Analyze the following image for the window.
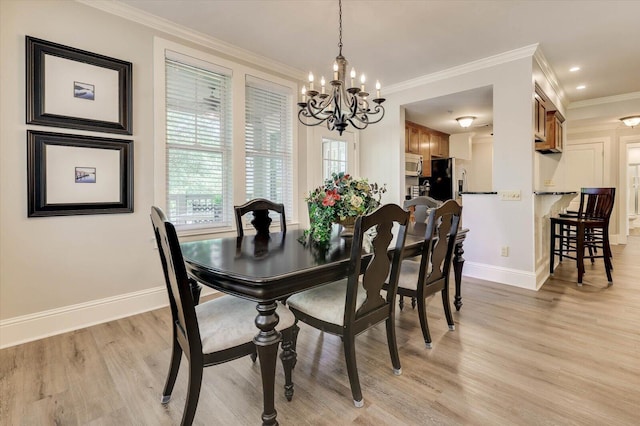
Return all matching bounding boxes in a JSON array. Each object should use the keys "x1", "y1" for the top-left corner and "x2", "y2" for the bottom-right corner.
[
  {"x1": 164, "y1": 53, "x2": 233, "y2": 227},
  {"x1": 322, "y1": 137, "x2": 348, "y2": 180},
  {"x1": 245, "y1": 76, "x2": 293, "y2": 220},
  {"x1": 156, "y1": 39, "x2": 298, "y2": 233}
]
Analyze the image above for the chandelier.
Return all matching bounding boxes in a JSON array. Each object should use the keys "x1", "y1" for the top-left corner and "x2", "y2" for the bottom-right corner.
[{"x1": 297, "y1": 0, "x2": 385, "y2": 135}]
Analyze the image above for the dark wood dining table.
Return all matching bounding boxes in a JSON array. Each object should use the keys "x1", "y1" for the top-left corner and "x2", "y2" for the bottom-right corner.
[{"x1": 180, "y1": 224, "x2": 468, "y2": 425}]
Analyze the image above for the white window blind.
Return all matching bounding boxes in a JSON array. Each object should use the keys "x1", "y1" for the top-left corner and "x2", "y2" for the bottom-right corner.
[
  {"x1": 244, "y1": 76, "x2": 293, "y2": 221},
  {"x1": 165, "y1": 55, "x2": 233, "y2": 227}
]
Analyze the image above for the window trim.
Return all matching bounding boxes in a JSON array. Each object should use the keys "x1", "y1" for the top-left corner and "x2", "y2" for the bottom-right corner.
[{"x1": 153, "y1": 37, "x2": 299, "y2": 236}]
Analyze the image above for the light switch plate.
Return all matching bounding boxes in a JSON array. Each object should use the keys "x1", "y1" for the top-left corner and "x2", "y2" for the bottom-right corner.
[{"x1": 499, "y1": 190, "x2": 521, "y2": 201}]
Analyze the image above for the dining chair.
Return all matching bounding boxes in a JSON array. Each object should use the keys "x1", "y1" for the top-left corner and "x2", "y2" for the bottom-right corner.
[
  {"x1": 399, "y1": 195, "x2": 444, "y2": 310},
  {"x1": 286, "y1": 203, "x2": 410, "y2": 408},
  {"x1": 550, "y1": 188, "x2": 615, "y2": 285},
  {"x1": 403, "y1": 195, "x2": 442, "y2": 224},
  {"x1": 391, "y1": 199, "x2": 461, "y2": 348},
  {"x1": 235, "y1": 198, "x2": 286, "y2": 237},
  {"x1": 150, "y1": 206, "x2": 297, "y2": 425}
]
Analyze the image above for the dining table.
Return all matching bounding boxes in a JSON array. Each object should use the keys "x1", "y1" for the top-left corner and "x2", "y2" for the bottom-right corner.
[{"x1": 180, "y1": 223, "x2": 468, "y2": 425}]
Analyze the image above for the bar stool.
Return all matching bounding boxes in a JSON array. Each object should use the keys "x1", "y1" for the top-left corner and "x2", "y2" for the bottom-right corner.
[{"x1": 549, "y1": 188, "x2": 615, "y2": 285}]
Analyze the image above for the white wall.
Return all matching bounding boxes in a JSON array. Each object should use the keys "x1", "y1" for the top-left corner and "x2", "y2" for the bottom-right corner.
[
  {"x1": 0, "y1": 0, "x2": 304, "y2": 347},
  {"x1": 361, "y1": 52, "x2": 539, "y2": 289},
  {"x1": 1, "y1": 0, "x2": 162, "y2": 327},
  {"x1": 468, "y1": 138, "x2": 493, "y2": 192}
]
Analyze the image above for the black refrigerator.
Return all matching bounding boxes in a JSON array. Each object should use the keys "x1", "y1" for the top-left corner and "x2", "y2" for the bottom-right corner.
[{"x1": 428, "y1": 157, "x2": 455, "y2": 201}]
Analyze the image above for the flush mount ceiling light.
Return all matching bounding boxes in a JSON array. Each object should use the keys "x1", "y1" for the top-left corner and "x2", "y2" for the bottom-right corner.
[
  {"x1": 297, "y1": 0, "x2": 385, "y2": 135},
  {"x1": 456, "y1": 116, "x2": 476, "y2": 128},
  {"x1": 620, "y1": 115, "x2": 640, "y2": 128}
]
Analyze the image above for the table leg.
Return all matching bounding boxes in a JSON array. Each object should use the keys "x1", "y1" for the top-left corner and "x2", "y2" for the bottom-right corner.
[
  {"x1": 453, "y1": 240, "x2": 465, "y2": 311},
  {"x1": 254, "y1": 301, "x2": 281, "y2": 426}
]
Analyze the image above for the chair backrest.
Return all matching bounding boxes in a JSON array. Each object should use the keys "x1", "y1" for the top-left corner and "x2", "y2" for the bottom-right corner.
[
  {"x1": 577, "y1": 188, "x2": 616, "y2": 221},
  {"x1": 150, "y1": 206, "x2": 202, "y2": 354},
  {"x1": 417, "y1": 199, "x2": 462, "y2": 286},
  {"x1": 344, "y1": 204, "x2": 410, "y2": 325},
  {"x1": 403, "y1": 196, "x2": 443, "y2": 223},
  {"x1": 234, "y1": 198, "x2": 286, "y2": 237}
]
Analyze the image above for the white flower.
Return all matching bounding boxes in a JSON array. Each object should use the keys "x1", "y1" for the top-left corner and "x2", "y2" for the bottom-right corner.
[{"x1": 350, "y1": 195, "x2": 363, "y2": 208}]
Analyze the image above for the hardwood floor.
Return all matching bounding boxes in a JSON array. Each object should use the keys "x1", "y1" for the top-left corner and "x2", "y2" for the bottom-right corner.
[{"x1": 2, "y1": 237, "x2": 639, "y2": 425}]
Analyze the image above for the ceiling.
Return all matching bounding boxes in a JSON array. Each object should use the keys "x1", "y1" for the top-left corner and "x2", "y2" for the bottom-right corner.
[{"x1": 117, "y1": 0, "x2": 640, "y2": 134}]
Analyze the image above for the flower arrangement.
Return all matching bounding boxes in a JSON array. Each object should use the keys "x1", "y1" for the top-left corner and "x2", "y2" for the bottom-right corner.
[{"x1": 304, "y1": 172, "x2": 386, "y2": 245}]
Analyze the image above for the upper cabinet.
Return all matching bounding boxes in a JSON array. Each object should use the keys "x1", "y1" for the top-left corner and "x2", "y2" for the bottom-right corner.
[
  {"x1": 534, "y1": 84, "x2": 564, "y2": 154},
  {"x1": 534, "y1": 88, "x2": 547, "y2": 142},
  {"x1": 405, "y1": 121, "x2": 449, "y2": 177},
  {"x1": 406, "y1": 125, "x2": 420, "y2": 154},
  {"x1": 431, "y1": 133, "x2": 449, "y2": 158}
]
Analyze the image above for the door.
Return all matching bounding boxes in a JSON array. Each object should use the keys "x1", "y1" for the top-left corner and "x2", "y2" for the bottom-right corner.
[
  {"x1": 309, "y1": 127, "x2": 357, "y2": 188},
  {"x1": 563, "y1": 141, "x2": 604, "y2": 211}
]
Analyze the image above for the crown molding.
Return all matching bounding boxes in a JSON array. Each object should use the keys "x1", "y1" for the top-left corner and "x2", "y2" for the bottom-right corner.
[
  {"x1": 385, "y1": 44, "x2": 539, "y2": 94},
  {"x1": 76, "y1": 0, "x2": 306, "y2": 81},
  {"x1": 533, "y1": 47, "x2": 567, "y2": 106},
  {"x1": 568, "y1": 91, "x2": 640, "y2": 109}
]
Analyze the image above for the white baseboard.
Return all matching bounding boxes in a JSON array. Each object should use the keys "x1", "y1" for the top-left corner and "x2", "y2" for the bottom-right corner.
[
  {"x1": 463, "y1": 261, "x2": 538, "y2": 291},
  {"x1": 0, "y1": 286, "x2": 216, "y2": 349},
  {"x1": 0, "y1": 286, "x2": 167, "y2": 349}
]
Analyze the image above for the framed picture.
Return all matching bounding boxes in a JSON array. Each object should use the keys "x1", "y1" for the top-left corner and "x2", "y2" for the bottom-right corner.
[
  {"x1": 27, "y1": 130, "x2": 134, "y2": 217},
  {"x1": 26, "y1": 36, "x2": 133, "y2": 134}
]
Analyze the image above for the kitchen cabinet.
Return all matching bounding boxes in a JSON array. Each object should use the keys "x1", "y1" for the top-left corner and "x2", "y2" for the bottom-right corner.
[
  {"x1": 533, "y1": 85, "x2": 547, "y2": 142},
  {"x1": 533, "y1": 83, "x2": 564, "y2": 154},
  {"x1": 419, "y1": 129, "x2": 431, "y2": 176},
  {"x1": 431, "y1": 133, "x2": 449, "y2": 158},
  {"x1": 406, "y1": 124, "x2": 420, "y2": 154},
  {"x1": 405, "y1": 120, "x2": 450, "y2": 177},
  {"x1": 537, "y1": 110, "x2": 564, "y2": 153}
]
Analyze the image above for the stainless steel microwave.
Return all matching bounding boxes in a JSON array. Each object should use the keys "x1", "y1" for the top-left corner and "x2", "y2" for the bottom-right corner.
[{"x1": 405, "y1": 153, "x2": 423, "y2": 176}]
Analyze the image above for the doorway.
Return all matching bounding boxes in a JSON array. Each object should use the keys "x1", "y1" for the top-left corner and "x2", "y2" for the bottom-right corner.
[
  {"x1": 618, "y1": 137, "x2": 640, "y2": 242},
  {"x1": 562, "y1": 139, "x2": 605, "y2": 211},
  {"x1": 626, "y1": 143, "x2": 640, "y2": 236}
]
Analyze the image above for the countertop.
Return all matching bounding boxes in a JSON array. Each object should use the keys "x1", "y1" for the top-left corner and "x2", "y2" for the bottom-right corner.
[
  {"x1": 459, "y1": 191, "x2": 498, "y2": 195},
  {"x1": 533, "y1": 191, "x2": 577, "y2": 195}
]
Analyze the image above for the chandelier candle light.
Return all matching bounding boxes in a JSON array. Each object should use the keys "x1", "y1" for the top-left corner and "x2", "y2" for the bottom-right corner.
[{"x1": 297, "y1": 0, "x2": 385, "y2": 135}]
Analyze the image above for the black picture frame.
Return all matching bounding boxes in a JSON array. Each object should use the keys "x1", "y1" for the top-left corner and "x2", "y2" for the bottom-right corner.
[
  {"x1": 26, "y1": 36, "x2": 133, "y2": 134},
  {"x1": 27, "y1": 130, "x2": 134, "y2": 217}
]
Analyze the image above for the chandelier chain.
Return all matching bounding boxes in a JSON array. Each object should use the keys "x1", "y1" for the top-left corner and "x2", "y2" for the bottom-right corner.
[{"x1": 338, "y1": 0, "x2": 343, "y2": 55}]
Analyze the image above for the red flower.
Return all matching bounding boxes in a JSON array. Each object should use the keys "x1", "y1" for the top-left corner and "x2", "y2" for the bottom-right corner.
[{"x1": 322, "y1": 189, "x2": 341, "y2": 206}]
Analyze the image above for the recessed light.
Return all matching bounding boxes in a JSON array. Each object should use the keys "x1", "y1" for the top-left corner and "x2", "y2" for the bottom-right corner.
[
  {"x1": 569, "y1": 66, "x2": 581, "y2": 72},
  {"x1": 576, "y1": 85, "x2": 586, "y2": 90}
]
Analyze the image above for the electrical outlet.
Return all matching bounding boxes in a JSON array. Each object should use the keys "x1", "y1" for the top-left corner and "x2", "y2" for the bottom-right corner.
[
  {"x1": 499, "y1": 190, "x2": 521, "y2": 201},
  {"x1": 544, "y1": 179, "x2": 555, "y2": 186},
  {"x1": 501, "y1": 246, "x2": 509, "y2": 257}
]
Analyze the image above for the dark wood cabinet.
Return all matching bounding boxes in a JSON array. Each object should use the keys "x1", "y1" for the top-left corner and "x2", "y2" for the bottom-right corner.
[
  {"x1": 534, "y1": 84, "x2": 564, "y2": 154},
  {"x1": 419, "y1": 129, "x2": 431, "y2": 176},
  {"x1": 431, "y1": 133, "x2": 449, "y2": 158},
  {"x1": 405, "y1": 121, "x2": 449, "y2": 177},
  {"x1": 537, "y1": 110, "x2": 564, "y2": 153},
  {"x1": 534, "y1": 89, "x2": 547, "y2": 142},
  {"x1": 407, "y1": 125, "x2": 420, "y2": 154}
]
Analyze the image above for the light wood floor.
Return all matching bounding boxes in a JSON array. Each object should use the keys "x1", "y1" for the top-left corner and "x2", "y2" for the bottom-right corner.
[{"x1": 2, "y1": 238, "x2": 639, "y2": 425}]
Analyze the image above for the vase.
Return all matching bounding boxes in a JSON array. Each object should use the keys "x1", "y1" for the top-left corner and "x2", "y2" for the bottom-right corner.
[{"x1": 336, "y1": 217, "x2": 356, "y2": 238}]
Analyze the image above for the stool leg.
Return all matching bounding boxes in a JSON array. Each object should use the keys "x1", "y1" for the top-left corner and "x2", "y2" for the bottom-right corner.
[
  {"x1": 550, "y1": 220, "x2": 555, "y2": 275},
  {"x1": 577, "y1": 223, "x2": 585, "y2": 285}
]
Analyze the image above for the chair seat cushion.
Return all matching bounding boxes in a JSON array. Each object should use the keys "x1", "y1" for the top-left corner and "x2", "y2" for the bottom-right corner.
[
  {"x1": 286, "y1": 279, "x2": 366, "y2": 326},
  {"x1": 396, "y1": 259, "x2": 422, "y2": 291},
  {"x1": 196, "y1": 295, "x2": 295, "y2": 354}
]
